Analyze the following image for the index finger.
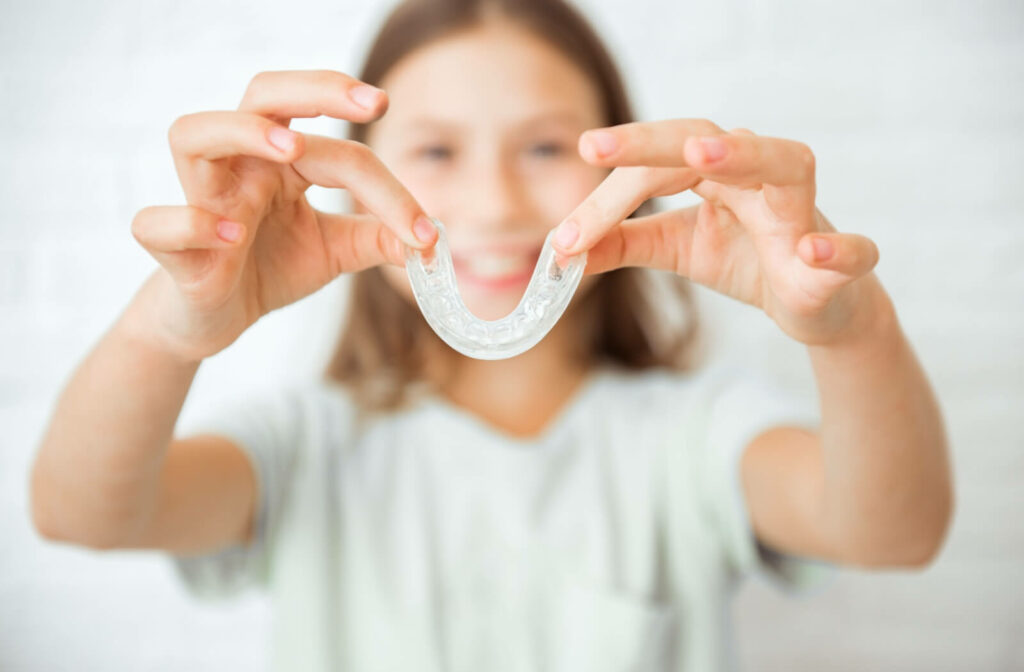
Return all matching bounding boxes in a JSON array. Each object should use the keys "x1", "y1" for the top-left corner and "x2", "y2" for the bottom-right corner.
[
  {"x1": 238, "y1": 69, "x2": 389, "y2": 125},
  {"x1": 581, "y1": 120, "x2": 815, "y2": 189},
  {"x1": 294, "y1": 134, "x2": 437, "y2": 250},
  {"x1": 578, "y1": 118, "x2": 724, "y2": 167},
  {"x1": 551, "y1": 165, "x2": 700, "y2": 257}
]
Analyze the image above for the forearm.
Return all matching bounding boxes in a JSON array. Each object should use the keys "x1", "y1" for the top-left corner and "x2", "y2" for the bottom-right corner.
[
  {"x1": 810, "y1": 275, "x2": 953, "y2": 566},
  {"x1": 31, "y1": 272, "x2": 201, "y2": 549}
]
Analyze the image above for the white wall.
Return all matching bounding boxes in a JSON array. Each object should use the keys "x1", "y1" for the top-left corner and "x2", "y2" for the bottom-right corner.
[{"x1": 1, "y1": 0, "x2": 1021, "y2": 670}]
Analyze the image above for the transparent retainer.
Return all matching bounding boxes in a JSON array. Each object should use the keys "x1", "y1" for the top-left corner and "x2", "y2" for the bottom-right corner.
[{"x1": 404, "y1": 218, "x2": 587, "y2": 360}]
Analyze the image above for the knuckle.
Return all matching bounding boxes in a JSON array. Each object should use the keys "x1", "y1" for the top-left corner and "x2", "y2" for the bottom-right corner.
[
  {"x1": 248, "y1": 70, "x2": 274, "y2": 92},
  {"x1": 797, "y1": 143, "x2": 816, "y2": 177},
  {"x1": 243, "y1": 70, "x2": 279, "y2": 106},
  {"x1": 130, "y1": 207, "x2": 154, "y2": 243},
  {"x1": 630, "y1": 123, "x2": 651, "y2": 148},
  {"x1": 346, "y1": 139, "x2": 374, "y2": 160},
  {"x1": 637, "y1": 164, "x2": 662, "y2": 182},
  {"x1": 625, "y1": 165, "x2": 660, "y2": 191},
  {"x1": 167, "y1": 114, "x2": 191, "y2": 148},
  {"x1": 694, "y1": 118, "x2": 722, "y2": 135},
  {"x1": 612, "y1": 227, "x2": 633, "y2": 269},
  {"x1": 184, "y1": 206, "x2": 208, "y2": 238},
  {"x1": 647, "y1": 166, "x2": 684, "y2": 196},
  {"x1": 579, "y1": 194, "x2": 611, "y2": 226},
  {"x1": 310, "y1": 69, "x2": 334, "y2": 85},
  {"x1": 311, "y1": 69, "x2": 351, "y2": 91},
  {"x1": 375, "y1": 225, "x2": 388, "y2": 260},
  {"x1": 339, "y1": 140, "x2": 378, "y2": 170},
  {"x1": 167, "y1": 112, "x2": 207, "y2": 150},
  {"x1": 865, "y1": 239, "x2": 881, "y2": 268},
  {"x1": 378, "y1": 226, "x2": 400, "y2": 265},
  {"x1": 699, "y1": 181, "x2": 727, "y2": 206}
]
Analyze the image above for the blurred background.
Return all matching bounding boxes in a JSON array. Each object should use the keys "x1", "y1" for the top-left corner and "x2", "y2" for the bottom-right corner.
[{"x1": 1, "y1": 0, "x2": 1021, "y2": 669}]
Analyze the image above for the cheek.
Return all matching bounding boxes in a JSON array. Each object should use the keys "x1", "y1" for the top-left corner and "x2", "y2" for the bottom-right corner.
[
  {"x1": 372, "y1": 150, "x2": 451, "y2": 216},
  {"x1": 534, "y1": 165, "x2": 607, "y2": 220},
  {"x1": 392, "y1": 172, "x2": 457, "y2": 223}
]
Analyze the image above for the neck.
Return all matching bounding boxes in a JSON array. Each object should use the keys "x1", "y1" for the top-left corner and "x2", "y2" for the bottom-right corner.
[{"x1": 424, "y1": 301, "x2": 598, "y2": 438}]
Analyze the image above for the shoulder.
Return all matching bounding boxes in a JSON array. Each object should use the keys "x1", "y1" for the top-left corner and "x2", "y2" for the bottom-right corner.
[{"x1": 192, "y1": 378, "x2": 363, "y2": 450}]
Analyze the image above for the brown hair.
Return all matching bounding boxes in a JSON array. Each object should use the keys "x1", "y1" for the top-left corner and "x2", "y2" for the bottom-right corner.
[{"x1": 323, "y1": 0, "x2": 700, "y2": 411}]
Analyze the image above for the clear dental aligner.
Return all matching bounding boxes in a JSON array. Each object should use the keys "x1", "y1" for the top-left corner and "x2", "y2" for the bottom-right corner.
[{"x1": 404, "y1": 218, "x2": 588, "y2": 361}]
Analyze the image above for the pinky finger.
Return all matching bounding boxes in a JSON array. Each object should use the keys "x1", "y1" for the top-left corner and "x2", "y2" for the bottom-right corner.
[{"x1": 797, "y1": 231, "x2": 879, "y2": 278}]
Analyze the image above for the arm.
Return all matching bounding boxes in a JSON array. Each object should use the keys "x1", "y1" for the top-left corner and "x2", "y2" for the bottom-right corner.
[
  {"x1": 32, "y1": 69, "x2": 430, "y2": 555},
  {"x1": 30, "y1": 273, "x2": 257, "y2": 553},
  {"x1": 741, "y1": 276, "x2": 954, "y2": 568},
  {"x1": 547, "y1": 120, "x2": 955, "y2": 570}
]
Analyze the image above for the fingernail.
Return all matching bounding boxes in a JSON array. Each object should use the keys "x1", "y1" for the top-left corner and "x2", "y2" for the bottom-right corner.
[
  {"x1": 217, "y1": 219, "x2": 243, "y2": 243},
  {"x1": 268, "y1": 126, "x2": 296, "y2": 153},
  {"x1": 349, "y1": 84, "x2": 384, "y2": 110},
  {"x1": 554, "y1": 220, "x2": 580, "y2": 249},
  {"x1": 413, "y1": 216, "x2": 436, "y2": 245},
  {"x1": 698, "y1": 137, "x2": 727, "y2": 162},
  {"x1": 586, "y1": 130, "x2": 618, "y2": 158},
  {"x1": 812, "y1": 236, "x2": 834, "y2": 261}
]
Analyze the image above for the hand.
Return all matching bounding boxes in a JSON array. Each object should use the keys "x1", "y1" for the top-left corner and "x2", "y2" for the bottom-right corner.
[
  {"x1": 550, "y1": 120, "x2": 882, "y2": 346},
  {"x1": 128, "y1": 70, "x2": 438, "y2": 362}
]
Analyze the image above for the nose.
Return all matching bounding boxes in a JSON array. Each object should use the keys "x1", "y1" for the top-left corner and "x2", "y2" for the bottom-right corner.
[{"x1": 459, "y1": 154, "x2": 531, "y2": 235}]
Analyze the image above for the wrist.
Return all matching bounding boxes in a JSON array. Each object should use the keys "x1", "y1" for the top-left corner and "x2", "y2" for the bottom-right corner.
[
  {"x1": 809, "y1": 275, "x2": 900, "y2": 355},
  {"x1": 117, "y1": 273, "x2": 206, "y2": 367}
]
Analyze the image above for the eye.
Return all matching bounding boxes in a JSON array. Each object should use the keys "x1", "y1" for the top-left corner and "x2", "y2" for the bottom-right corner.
[
  {"x1": 528, "y1": 142, "x2": 565, "y2": 158},
  {"x1": 418, "y1": 145, "x2": 453, "y2": 161}
]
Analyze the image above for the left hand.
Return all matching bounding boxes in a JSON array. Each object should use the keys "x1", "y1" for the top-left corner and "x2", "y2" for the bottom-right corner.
[{"x1": 550, "y1": 119, "x2": 883, "y2": 346}]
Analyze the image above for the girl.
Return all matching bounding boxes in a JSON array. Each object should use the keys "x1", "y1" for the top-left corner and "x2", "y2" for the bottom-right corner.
[{"x1": 30, "y1": 0, "x2": 953, "y2": 670}]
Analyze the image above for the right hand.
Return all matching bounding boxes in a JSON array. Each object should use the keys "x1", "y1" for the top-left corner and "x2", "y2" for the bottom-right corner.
[{"x1": 128, "y1": 69, "x2": 437, "y2": 363}]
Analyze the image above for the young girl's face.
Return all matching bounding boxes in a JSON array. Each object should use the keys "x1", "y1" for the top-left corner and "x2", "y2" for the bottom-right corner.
[{"x1": 368, "y1": 19, "x2": 609, "y2": 320}]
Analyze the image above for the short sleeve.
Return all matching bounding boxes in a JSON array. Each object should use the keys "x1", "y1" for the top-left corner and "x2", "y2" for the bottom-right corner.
[
  {"x1": 693, "y1": 364, "x2": 836, "y2": 593},
  {"x1": 166, "y1": 385, "x2": 305, "y2": 601}
]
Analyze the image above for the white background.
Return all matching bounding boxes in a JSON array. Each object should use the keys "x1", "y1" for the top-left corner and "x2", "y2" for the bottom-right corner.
[{"x1": 1, "y1": 0, "x2": 1021, "y2": 669}]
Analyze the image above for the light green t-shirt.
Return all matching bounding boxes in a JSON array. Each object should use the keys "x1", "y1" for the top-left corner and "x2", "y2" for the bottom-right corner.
[{"x1": 170, "y1": 364, "x2": 832, "y2": 671}]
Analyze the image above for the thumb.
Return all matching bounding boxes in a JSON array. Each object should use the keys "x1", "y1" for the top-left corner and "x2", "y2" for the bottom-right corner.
[
  {"x1": 316, "y1": 211, "x2": 408, "y2": 274},
  {"x1": 797, "y1": 231, "x2": 879, "y2": 285}
]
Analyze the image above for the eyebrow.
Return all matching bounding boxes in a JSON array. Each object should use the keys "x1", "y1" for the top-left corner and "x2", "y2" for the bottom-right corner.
[{"x1": 399, "y1": 110, "x2": 592, "y2": 134}]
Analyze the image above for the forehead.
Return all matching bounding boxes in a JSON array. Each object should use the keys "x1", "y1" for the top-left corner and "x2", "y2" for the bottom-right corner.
[{"x1": 373, "y1": 20, "x2": 605, "y2": 133}]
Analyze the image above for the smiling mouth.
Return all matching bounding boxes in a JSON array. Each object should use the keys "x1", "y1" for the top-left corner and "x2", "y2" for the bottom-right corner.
[{"x1": 451, "y1": 247, "x2": 542, "y2": 290}]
